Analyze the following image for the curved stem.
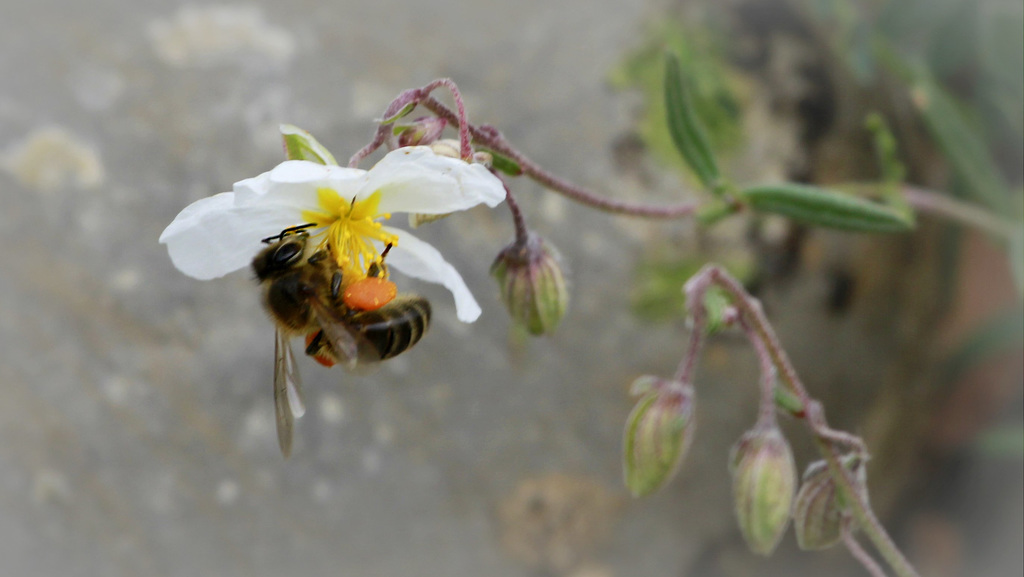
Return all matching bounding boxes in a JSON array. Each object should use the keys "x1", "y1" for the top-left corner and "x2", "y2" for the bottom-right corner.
[
  {"x1": 348, "y1": 78, "x2": 473, "y2": 167},
  {"x1": 419, "y1": 96, "x2": 702, "y2": 219},
  {"x1": 673, "y1": 298, "x2": 707, "y2": 384},
  {"x1": 739, "y1": 315, "x2": 780, "y2": 427},
  {"x1": 684, "y1": 265, "x2": 921, "y2": 577},
  {"x1": 496, "y1": 171, "x2": 530, "y2": 247}
]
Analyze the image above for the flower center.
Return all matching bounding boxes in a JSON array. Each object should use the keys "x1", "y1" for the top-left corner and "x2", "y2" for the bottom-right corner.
[{"x1": 302, "y1": 188, "x2": 398, "y2": 281}]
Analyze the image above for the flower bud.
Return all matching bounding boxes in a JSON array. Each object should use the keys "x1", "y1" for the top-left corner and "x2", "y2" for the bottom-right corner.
[
  {"x1": 491, "y1": 234, "x2": 569, "y2": 335},
  {"x1": 793, "y1": 454, "x2": 867, "y2": 550},
  {"x1": 427, "y1": 138, "x2": 462, "y2": 159},
  {"x1": 729, "y1": 425, "x2": 797, "y2": 555},
  {"x1": 394, "y1": 116, "x2": 447, "y2": 147},
  {"x1": 622, "y1": 377, "x2": 696, "y2": 497}
]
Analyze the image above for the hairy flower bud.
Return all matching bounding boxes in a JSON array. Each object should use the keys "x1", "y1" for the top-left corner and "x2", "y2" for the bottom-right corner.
[
  {"x1": 395, "y1": 116, "x2": 447, "y2": 147},
  {"x1": 622, "y1": 376, "x2": 696, "y2": 497},
  {"x1": 729, "y1": 425, "x2": 797, "y2": 555},
  {"x1": 793, "y1": 454, "x2": 867, "y2": 550},
  {"x1": 491, "y1": 234, "x2": 569, "y2": 335}
]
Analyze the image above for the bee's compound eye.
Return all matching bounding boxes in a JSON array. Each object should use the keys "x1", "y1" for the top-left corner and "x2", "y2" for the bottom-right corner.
[
  {"x1": 343, "y1": 277, "x2": 398, "y2": 311},
  {"x1": 272, "y1": 241, "x2": 304, "y2": 266}
]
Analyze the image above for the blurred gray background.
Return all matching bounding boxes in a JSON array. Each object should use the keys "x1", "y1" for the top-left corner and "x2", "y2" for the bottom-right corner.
[{"x1": 1, "y1": 1, "x2": 1020, "y2": 576}]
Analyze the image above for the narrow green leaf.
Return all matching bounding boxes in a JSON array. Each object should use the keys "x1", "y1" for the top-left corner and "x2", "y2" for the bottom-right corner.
[
  {"x1": 379, "y1": 101, "x2": 416, "y2": 125},
  {"x1": 280, "y1": 124, "x2": 337, "y2": 165},
  {"x1": 773, "y1": 387, "x2": 805, "y2": 417},
  {"x1": 912, "y1": 79, "x2": 1011, "y2": 212},
  {"x1": 702, "y1": 288, "x2": 730, "y2": 335},
  {"x1": 474, "y1": 147, "x2": 523, "y2": 176},
  {"x1": 664, "y1": 53, "x2": 721, "y2": 191},
  {"x1": 743, "y1": 184, "x2": 914, "y2": 233}
]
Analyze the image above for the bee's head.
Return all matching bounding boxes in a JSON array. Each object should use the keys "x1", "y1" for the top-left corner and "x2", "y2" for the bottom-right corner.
[{"x1": 252, "y1": 234, "x2": 308, "y2": 281}]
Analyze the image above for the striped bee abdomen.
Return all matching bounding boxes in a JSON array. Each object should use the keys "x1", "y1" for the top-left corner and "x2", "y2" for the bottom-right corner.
[{"x1": 351, "y1": 296, "x2": 432, "y2": 360}]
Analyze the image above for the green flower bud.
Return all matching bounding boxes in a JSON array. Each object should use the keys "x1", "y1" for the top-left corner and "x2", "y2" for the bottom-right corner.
[
  {"x1": 622, "y1": 377, "x2": 696, "y2": 497},
  {"x1": 792, "y1": 454, "x2": 867, "y2": 551},
  {"x1": 491, "y1": 235, "x2": 569, "y2": 335},
  {"x1": 394, "y1": 116, "x2": 447, "y2": 147},
  {"x1": 729, "y1": 425, "x2": 798, "y2": 555}
]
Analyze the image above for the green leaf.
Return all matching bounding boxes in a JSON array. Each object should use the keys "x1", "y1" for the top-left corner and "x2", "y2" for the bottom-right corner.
[
  {"x1": 773, "y1": 387, "x2": 805, "y2": 417},
  {"x1": 664, "y1": 53, "x2": 721, "y2": 191},
  {"x1": 474, "y1": 147, "x2": 523, "y2": 176},
  {"x1": 279, "y1": 124, "x2": 337, "y2": 165},
  {"x1": 865, "y1": 113, "x2": 906, "y2": 187},
  {"x1": 912, "y1": 79, "x2": 1011, "y2": 212},
  {"x1": 742, "y1": 183, "x2": 914, "y2": 233},
  {"x1": 702, "y1": 287, "x2": 731, "y2": 335},
  {"x1": 379, "y1": 101, "x2": 416, "y2": 125}
]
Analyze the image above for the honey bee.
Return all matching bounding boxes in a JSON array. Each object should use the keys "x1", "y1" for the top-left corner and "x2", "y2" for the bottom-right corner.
[{"x1": 252, "y1": 224, "x2": 432, "y2": 457}]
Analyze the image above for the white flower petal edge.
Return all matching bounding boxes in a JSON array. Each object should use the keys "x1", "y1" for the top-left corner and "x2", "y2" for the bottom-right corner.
[
  {"x1": 235, "y1": 161, "x2": 364, "y2": 205},
  {"x1": 365, "y1": 147, "x2": 506, "y2": 215},
  {"x1": 159, "y1": 193, "x2": 306, "y2": 280},
  {"x1": 382, "y1": 226, "x2": 482, "y2": 323}
]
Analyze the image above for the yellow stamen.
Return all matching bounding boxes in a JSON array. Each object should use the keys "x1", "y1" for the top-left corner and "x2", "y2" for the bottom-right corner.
[{"x1": 302, "y1": 188, "x2": 398, "y2": 280}]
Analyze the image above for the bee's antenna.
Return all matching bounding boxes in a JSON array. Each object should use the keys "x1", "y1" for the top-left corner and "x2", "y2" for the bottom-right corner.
[{"x1": 261, "y1": 223, "x2": 317, "y2": 244}]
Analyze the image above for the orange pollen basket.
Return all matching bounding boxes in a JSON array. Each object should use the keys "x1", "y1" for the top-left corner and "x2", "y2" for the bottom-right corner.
[
  {"x1": 305, "y1": 331, "x2": 337, "y2": 368},
  {"x1": 343, "y1": 277, "x2": 398, "y2": 311}
]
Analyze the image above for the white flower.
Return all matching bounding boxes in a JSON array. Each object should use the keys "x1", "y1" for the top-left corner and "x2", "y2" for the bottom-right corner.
[{"x1": 159, "y1": 146, "x2": 506, "y2": 322}]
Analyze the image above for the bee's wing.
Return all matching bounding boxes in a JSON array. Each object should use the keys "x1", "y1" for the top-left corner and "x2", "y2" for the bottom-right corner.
[
  {"x1": 308, "y1": 297, "x2": 379, "y2": 370},
  {"x1": 274, "y1": 330, "x2": 306, "y2": 458}
]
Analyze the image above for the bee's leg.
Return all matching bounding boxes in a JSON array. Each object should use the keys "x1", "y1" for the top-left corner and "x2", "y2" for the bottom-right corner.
[
  {"x1": 303, "y1": 330, "x2": 319, "y2": 356},
  {"x1": 367, "y1": 243, "x2": 394, "y2": 279},
  {"x1": 330, "y1": 271, "x2": 343, "y2": 299}
]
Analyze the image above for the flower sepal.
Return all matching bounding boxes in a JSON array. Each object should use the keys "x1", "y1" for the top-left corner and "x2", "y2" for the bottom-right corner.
[{"x1": 280, "y1": 124, "x2": 337, "y2": 165}]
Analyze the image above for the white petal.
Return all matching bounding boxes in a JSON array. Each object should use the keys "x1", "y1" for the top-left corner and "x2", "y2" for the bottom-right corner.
[
  {"x1": 362, "y1": 147, "x2": 506, "y2": 215},
  {"x1": 235, "y1": 160, "x2": 365, "y2": 206},
  {"x1": 159, "y1": 192, "x2": 309, "y2": 279},
  {"x1": 382, "y1": 226, "x2": 483, "y2": 322},
  {"x1": 160, "y1": 160, "x2": 371, "y2": 280}
]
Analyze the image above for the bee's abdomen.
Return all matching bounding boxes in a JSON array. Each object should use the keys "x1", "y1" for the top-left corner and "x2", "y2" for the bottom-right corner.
[{"x1": 353, "y1": 297, "x2": 431, "y2": 360}]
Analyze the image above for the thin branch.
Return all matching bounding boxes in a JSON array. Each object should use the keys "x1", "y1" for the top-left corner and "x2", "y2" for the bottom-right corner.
[
  {"x1": 419, "y1": 96, "x2": 702, "y2": 219},
  {"x1": 739, "y1": 315, "x2": 780, "y2": 427},
  {"x1": 903, "y1": 185, "x2": 1019, "y2": 240},
  {"x1": 843, "y1": 517, "x2": 889, "y2": 577},
  {"x1": 495, "y1": 170, "x2": 530, "y2": 247},
  {"x1": 673, "y1": 302, "x2": 707, "y2": 384}
]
